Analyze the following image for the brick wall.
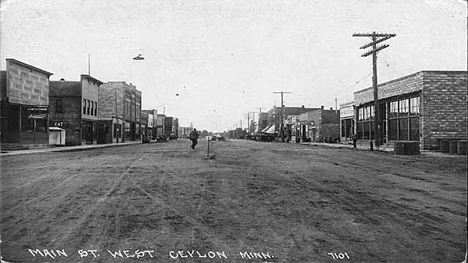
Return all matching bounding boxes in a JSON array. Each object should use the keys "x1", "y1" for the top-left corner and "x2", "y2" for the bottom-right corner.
[
  {"x1": 421, "y1": 71, "x2": 467, "y2": 149},
  {"x1": 99, "y1": 82, "x2": 125, "y2": 120},
  {"x1": 322, "y1": 109, "x2": 340, "y2": 124},
  {"x1": 354, "y1": 72, "x2": 424, "y2": 106},
  {"x1": 6, "y1": 60, "x2": 51, "y2": 106}
]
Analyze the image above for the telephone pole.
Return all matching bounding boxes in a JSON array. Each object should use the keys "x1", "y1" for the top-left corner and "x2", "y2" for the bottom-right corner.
[
  {"x1": 273, "y1": 91, "x2": 291, "y2": 142},
  {"x1": 352, "y1": 32, "x2": 396, "y2": 149}
]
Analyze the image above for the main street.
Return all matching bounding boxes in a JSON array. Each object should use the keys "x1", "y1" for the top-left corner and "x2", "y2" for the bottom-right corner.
[{"x1": 1, "y1": 139, "x2": 466, "y2": 263}]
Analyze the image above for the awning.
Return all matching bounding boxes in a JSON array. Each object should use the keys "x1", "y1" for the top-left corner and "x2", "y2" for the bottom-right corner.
[
  {"x1": 260, "y1": 125, "x2": 272, "y2": 133},
  {"x1": 265, "y1": 125, "x2": 276, "y2": 134}
]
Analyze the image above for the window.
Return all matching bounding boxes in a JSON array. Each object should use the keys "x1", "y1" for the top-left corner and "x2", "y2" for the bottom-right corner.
[
  {"x1": 90, "y1": 100, "x2": 94, "y2": 116},
  {"x1": 86, "y1": 100, "x2": 90, "y2": 115},
  {"x1": 94, "y1": 102, "x2": 97, "y2": 116},
  {"x1": 399, "y1": 99, "x2": 409, "y2": 116},
  {"x1": 389, "y1": 101, "x2": 398, "y2": 118},
  {"x1": 83, "y1": 99, "x2": 86, "y2": 114},
  {"x1": 56, "y1": 99, "x2": 63, "y2": 113},
  {"x1": 410, "y1": 97, "x2": 420, "y2": 115}
]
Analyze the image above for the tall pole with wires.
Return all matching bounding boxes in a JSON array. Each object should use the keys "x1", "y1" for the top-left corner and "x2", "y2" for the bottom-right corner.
[
  {"x1": 273, "y1": 91, "x2": 291, "y2": 142},
  {"x1": 352, "y1": 32, "x2": 396, "y2": 149}
]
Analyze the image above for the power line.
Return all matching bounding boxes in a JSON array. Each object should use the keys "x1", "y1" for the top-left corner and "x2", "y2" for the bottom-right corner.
[{"x1": 353, "y1": 31, "x2": 396, "y2": 148}]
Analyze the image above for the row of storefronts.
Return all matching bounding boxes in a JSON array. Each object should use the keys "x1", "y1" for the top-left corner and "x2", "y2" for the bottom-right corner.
[
  {"x1": 255, "y1": 70, "x2": 465, "y2": 151},
  {"x1": 0, "y1": 58, "x2": 180, "y2": 147}
]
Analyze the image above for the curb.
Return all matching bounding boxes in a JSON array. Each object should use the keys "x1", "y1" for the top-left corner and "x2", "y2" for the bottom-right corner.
[{"x1": 0, "y1": 141, "x2": 143, "y2": 156}]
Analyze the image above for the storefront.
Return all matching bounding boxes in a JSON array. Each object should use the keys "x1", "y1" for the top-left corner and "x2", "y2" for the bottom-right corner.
[
  {"x1": 340, "y1": 101, "x2": 355, "y2": 142},
  {"x1": 354, "y1": 71, "x2": 466, "y2": 149}
]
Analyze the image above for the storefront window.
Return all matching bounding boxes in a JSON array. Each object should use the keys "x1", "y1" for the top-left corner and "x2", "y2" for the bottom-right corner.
[
  {"x1": 410, "y1": 117, "x2": 419, "y2": 140},
  {"x1": 389, "y1": 101, "x2": 398, "y2": 118},
  {"x1": 398, "y1": 118, "x2": 409, "y2": 140},
  {"x1": 388, "y1": 119, "x2": 398, "y2": 140}
]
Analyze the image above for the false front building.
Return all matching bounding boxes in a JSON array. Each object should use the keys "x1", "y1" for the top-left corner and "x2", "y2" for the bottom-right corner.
[
  {"x1": 0, "y1": 59, "x2": 53, "y2": 147},
  {"x1": 49, "y1": 75, "x2": 103, "y2": 145}
]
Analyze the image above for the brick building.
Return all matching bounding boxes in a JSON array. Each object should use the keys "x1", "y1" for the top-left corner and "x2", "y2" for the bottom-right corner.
[
  {"x1": 0, "y1": 59, "x2": 53, "y2": 146},
  {"x1": 353, "y1": 71, "x2": 467, "y2": 150},
  {"x1": 292, "y1": 106, "x2": 340, "y2": 143},
  {"x1": 98, "y1": 82, "x2": 141, "y2": 143},
  {"x1": 49, "y1": 75, "x2": 103, "y2": 145}
]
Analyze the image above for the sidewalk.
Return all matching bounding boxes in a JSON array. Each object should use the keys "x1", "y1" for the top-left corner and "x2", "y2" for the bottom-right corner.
[
  {"x1": 0, "y1": 141, "x2": 143, "y2": 156},
  {"x1": 300, "y1": 141, "x2": 466, "y2": 157},
  {"x1": 301, "y1": 141, "x2": 394, "y2": 152}
]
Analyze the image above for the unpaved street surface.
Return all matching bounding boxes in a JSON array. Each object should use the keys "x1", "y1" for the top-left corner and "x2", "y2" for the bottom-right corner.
[{"x1": 1, "y1": 139, "x2": 466, "y2": 263}]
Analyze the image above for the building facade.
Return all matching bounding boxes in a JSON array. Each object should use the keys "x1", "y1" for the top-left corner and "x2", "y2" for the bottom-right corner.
[
  {"x1": 98, "y1": 82, "x2": 141, "y2": 143},
  {"x1": 353, "y1": 71, "x2": 467, "y2": 150},
  {"x1": 156, "y1": 114, "x2": 165, "y2": 137},
  {"x1": 142, "y1": 109, "x2": 157, "y2": 140},
  {"x1": 1, "y1": 59, "x2": 53, "y2": 146},
  {"x1": 339, "y1": 101, "x2": 355, "y2": 142},
  {"x1": 164, "y1": 116, "x2": 173, "y2": 137},
  {"x1": 49, "y1": 75, "x2": 102, "y2": 145},
  {"x1": 293, "y1": 106, "x2": 340, "y2": 143}
]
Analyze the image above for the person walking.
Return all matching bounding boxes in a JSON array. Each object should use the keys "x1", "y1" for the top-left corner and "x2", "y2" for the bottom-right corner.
[{"x1": 189, "y1": 128, "x2": 199, "y2": 149}]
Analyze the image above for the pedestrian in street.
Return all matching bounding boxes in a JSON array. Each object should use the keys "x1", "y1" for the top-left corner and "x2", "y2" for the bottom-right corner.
[
  {"x1": 189, "y1": 128, "x2": 199, "y2": 149},
  {"x1": 352, "y1": 134, "x2": 358, "y2": 149}
]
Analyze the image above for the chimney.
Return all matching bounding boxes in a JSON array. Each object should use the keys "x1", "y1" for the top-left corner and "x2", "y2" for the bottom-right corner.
[
  {"x1": 321, "y1": 106, "x2": 324, "y2": 110},
  {"x1": 330, "y1": 107, "x2": 333, "y2": 110},
  {"x1": 302, "y1": 105, "x2": 304, "y2": 108}
]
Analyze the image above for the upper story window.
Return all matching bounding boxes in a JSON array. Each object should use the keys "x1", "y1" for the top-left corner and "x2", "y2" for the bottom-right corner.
[
  {"x1": 83, "y1": 99, "x2": 86, "y2": 114},
  {"x1": 94, "y1": 101, "x2": 98, "y2": 116},
  {"x1": 56, "y1": 99, "x2": 63, "y2": 113},
  {"x1": 86, "y1": 100, "x2": 90, "y2": 115}
]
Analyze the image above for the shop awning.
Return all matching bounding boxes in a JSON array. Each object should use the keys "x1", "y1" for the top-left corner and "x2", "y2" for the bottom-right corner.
[
  {"x1": 265, "y1": 125, "x2": 276, "y2": 134},
  {"x1": 260, "y1": 125, "x2": 272, "y2": 133}
]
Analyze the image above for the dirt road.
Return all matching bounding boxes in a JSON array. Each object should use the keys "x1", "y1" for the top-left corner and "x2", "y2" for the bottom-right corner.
[{"x1": 1, "y1": 139, "x2": 466, "y2": 262}]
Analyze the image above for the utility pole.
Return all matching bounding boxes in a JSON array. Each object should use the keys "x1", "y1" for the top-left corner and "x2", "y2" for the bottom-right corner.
[
  {"x1": 352, "y1": 32, "x2": 396, "y2": 149},
  {"x1": 273, "y1": 91, "x2": 291, "y2": 142}
]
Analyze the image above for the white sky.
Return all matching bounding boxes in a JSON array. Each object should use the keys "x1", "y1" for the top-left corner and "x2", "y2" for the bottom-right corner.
[{"x1": 1, "y1": 0, "x2": 466, "y2": 132}]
